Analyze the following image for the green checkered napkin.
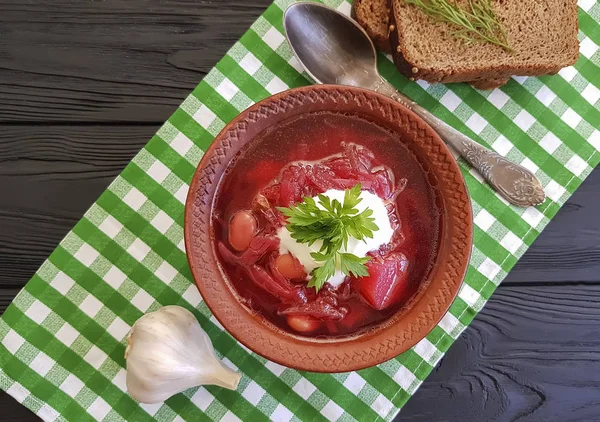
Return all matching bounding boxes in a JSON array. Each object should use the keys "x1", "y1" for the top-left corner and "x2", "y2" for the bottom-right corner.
[{"x1": 1, "y1": 0, "x2": 599, "y2": 420}]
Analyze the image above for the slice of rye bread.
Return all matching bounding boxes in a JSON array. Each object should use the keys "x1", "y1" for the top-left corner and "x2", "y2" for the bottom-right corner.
[
  {"x1": 353, "y1": 0, "x2": 392, "y2": 54},
  {"x1": 389, "y1": 0, "x2": 580, "y2": 86},
  {"x1": 353, "y1": 0, "x2": 512, "y2": 89}
]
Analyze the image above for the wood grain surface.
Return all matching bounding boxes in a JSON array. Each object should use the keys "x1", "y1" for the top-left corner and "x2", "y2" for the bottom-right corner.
[{"x1": 1, "y1": 0, "x2": 599, "y2": 421}]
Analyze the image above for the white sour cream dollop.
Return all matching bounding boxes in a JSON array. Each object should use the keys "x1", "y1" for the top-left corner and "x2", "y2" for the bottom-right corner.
[{"x1": 277, "y1": 189, "x2": 393, "y2": 288}]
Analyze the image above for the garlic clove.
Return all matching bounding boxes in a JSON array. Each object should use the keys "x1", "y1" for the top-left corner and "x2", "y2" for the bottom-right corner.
[{"x1": 125, "y1": 305, "x2": 241, "y2": 404}]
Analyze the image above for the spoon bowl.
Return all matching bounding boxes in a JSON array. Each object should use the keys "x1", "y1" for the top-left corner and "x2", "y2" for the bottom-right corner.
[{"x1": 284, "y1": 2, "x2": 379, "y2": 87}]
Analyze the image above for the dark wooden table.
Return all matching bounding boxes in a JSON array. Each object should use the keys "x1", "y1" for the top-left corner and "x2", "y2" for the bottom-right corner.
[{"x1": 1, "y1": 1, "x2": 599, "y2": 420}]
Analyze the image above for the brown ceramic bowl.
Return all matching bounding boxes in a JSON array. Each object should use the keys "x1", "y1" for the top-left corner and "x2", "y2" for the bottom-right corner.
[{"x1": 184, "y1": 85, "x2": 472, "y2": 372}]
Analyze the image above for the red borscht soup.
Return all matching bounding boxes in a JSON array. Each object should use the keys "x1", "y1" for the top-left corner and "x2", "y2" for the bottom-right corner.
[{"x1": 214, "y1": 112, "x2": 440, "y2": 337}]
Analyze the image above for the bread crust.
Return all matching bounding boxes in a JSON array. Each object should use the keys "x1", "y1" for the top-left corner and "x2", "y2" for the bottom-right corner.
[{"x1": 353, "y1": 0, "x2": 392, "y2": 54}]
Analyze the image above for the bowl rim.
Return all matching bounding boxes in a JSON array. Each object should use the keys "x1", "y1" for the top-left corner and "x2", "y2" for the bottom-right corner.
[{"x1": 184, "y1": 84, "x2": 473, "y2": 372}]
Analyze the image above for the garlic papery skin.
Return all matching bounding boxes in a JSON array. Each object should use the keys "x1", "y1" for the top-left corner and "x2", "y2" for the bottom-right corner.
[{"x1": 125, "y1": 305, "x2": 241, "y2": 404}]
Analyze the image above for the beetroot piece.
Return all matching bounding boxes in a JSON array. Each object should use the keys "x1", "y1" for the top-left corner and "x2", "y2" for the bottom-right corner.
[{"x1": 356, "y1": 252, "x2": 410, "y2": 310}]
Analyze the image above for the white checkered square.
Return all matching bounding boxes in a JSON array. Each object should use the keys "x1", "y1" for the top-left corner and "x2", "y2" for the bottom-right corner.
[
  {"x1": 478, "y1": 258, "x2": 501, "y2": 280},
  {"x1": 501, "y1": 232, "x2": 524, "y2": 255},
  {"x1": 265, "y1": 76, "x2": 288, "y2": 94},
  {"x1": 288, "y1": 55, "x2": 304, "y2": 73},
  {"x1": 487, "y1": 89, "x2": 509, "y2": 109},
  {"x1": 123, "y1": 187, "x2": 146, "y2": 211},
  {"x1": 50, "y1": 271, "x2": 75, "y2": 295},
  {"x1": 182, "y1": 284, "x2": 203, "y2": 307},
  {"x1": 373, "y1": 394, "x2": 394, "y2": 418},
  {"x1": 265, "y1": 360, "x2": 286, "y2": 376},
  {"x1": 342, "y1": 372, "x2": 366, "y2": 395},
  {"x1": 99, "y1": 215, "x2": 123, "y2": 239},
  {"x1": 127, "y1": 238, "x2": 151, "y2": 262},
  {"x1": 75, "y1": 243, "x2": 99, "y2": 266},
  {"x1": 492, "y1": 135, "x2": 513, "y2": 155},
  {"x1": 522, "y1": 207, "x2": 545, "y2": 227},
  {"x1": 103, "y1": 266, "x2": 127, "y2": 289},
  {"x1": 321, "y1": 401, "x2": 344, "y2": 422},
  {"x1": 56, "y1": 323, "x2": 79, "y2": 347},
  {"x1": 559, "y1": 66, "x2": 577, "y2": 82},
  {"x1": 239, "y1": 52, "x2": 262, "y2": 75},
  {"x1": 84, "y1": 345, "x2": 108, "y2": 370},
  {"x1": 520, "y1": 157, "x2": 539, "y2": 173},
  {"x1": 113, "y1": 368, "x2": 127, "y2": 392},
  {"x1": 147, "y1": 160, "x2": 170, "y2": 184},
  {"x1": 439, "y1": 312, "x2": 461, "y2": 336},
  {"x1": 581, "y1": 84, "x2": 600, "y2": 105},
  {"x1": 293, "y1": 378, "x2": 316, "y2": 400},
  {"x1": 263, "y1": 27, "x2": 285, "y2": 50},
  {"x1": 465, "y1": 112, "x2": 487, "y2": 135},
  {"x1": 223, "y1": 411, "x2": 241, "y2": 422},
  {"x1": 546, "y1": 180, "x2": 567, "y2": 202},
  {"x1": 216, "y1": 78, "x2": 239, "y2": 101},
  {"x1": 393, "y1": 365, "x2": 417, "y2": 391},
  {"x1": 191, "y1": 388, "x2": 214, "y2": 412},
  {"x1": 193, "y1": 105, "x2": 217, "y2": 130},
  {"x1": 170, "y1": 132, "x2": 194, "y2": 156},
  {"x1": 30, "y1": 352, "x2": 54, "y2": 376},
  {"x1": 580, "y1": 37, "x2": 599, "y2": 59},
  {"x1": 140, "y1": 403, "x2": 163, "y2": 417},
  {"x1": 514, "y1": 109, "x2": 536, "y2": 131},
  {"x1": 131, "y1": 289, "x2": 154, "y2": 312},
  {"x1": 38, "y1": 405, "x2": 59, "y2": 421},
  {"x1": 151, "y1": 211, "x2": 174, "y2": 235},
  {"x1": 6, "y1": 382, "x2": 28, "y2": 402},
  {"x1": 589, "y1": 130, "x2": 600, "y2": 151},
  {"x1": 579, "y1": 0, "x2": 596, "y2": 11},
  {"x1": 242, "y1": 381, "x2": 265, "y2": 406},
  {"x1": 175, "y1": 184, "x2": 189, "y2": 204},
  {"x1": 459, "y1": 283, "x2": 482, "y2": 307},
  {"x1": 27, "y1": 300, "x2": 51, "y2": 324},
  {"x1": 474, "y1": 209, "x2": 495, "y2": 231},
  {"x1": 565, "y1": 155, "x2": 588, "y2": 177},
  {"x1": 561, "y1": 108, "x2": 582, "y2": 129},
  {"x1": 336, "y1": 0, "x2": 351, "y2": 14},
  {"x1": 60, "y1": 374, "x2": 85, "y2": 398},
  {"x1": 88, "y1": 397, "x2": 111, "y2": 421},
  {"x1": 271, "y1": 404, "x2": 293, "y2": 422},
  {"x1": 535, "y1": 85, "x2": 556, "y2": 106},
  {"x1": 539, "y1": 132, "x2": 562, "y2": 154},
  {"x1": 80, "y1": 295, "x2": 103, "y2": 318},
  {"x1": 107, "y1": 317, "x2": 130, "y2": 341},
  {"x1": 413, "y1": 338, "x2": 438, "y2": 363},
  {"x1": 156, "y1": 261, "x2": 177, "y2": 284},
  {"x1": 439, "y1": 90, "x2": 461, "y2": 111}
]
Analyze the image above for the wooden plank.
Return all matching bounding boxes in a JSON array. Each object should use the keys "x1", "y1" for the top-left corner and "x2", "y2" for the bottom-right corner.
[
  {"x1": 0, "y1": 0, "x2": 271, "y2": 123},
  {"x1": 398, "y1": 285, "x2": 600, "y2": 421},
  {"x1": 0, "y1": 125, "x2": 155, "y2": 285},
  {"x1": 504, "y1": 167, "x2": 600, "y2": 284}
]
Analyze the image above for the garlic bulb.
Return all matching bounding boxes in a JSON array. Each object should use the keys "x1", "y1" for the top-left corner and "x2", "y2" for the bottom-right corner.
[{"x1": 125, "y1": 305, "x2": 241, "y2": 403}]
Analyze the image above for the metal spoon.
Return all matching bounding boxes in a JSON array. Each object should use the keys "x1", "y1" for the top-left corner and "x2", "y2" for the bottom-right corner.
[{"x1": 283, "y1": 2, "x2": 545, "y2": 207}]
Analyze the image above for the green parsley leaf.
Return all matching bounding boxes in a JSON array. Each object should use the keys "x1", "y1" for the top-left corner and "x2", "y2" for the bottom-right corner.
[{"x1": 278, "y1": 184, "x2": 379, "y2": 292}]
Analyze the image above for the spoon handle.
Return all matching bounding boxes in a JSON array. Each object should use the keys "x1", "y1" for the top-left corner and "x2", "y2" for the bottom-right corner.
[{"x1": 372, "y1": 78, "x2": 545, "y2": 207}]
